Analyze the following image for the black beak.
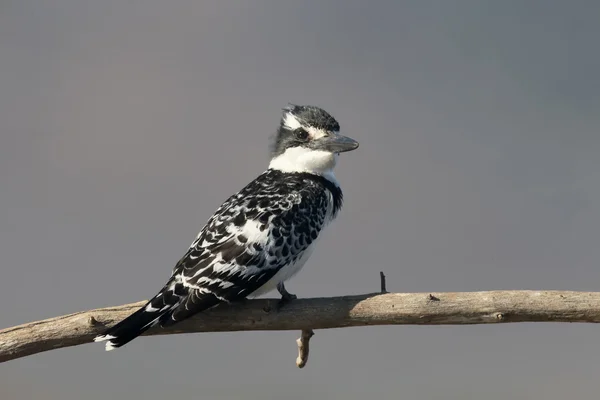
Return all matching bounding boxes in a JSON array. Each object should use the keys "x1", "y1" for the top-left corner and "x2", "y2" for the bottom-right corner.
[{"x1": 314, "y1": 134, "x2": 360, "y2": 153}]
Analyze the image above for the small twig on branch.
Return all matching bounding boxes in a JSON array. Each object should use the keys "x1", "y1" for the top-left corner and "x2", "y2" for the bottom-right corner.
[
  {"x1": 3, "y1": 290, "x2": 600, "y2": 364},
  {"x1": 380, "y1": 271, "x2": 387, "y2": 293},
  {"x1": 295, "y1": 329, "x2": 314, "y2": 368}
]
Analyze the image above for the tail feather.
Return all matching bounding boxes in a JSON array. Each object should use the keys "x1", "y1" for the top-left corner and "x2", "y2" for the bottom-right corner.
[
  {"x1": 94, "y1": 305, "x2": 168, "y2": 350},
  {"x1": 94, "y1": 281, "x2": 186, "y2": 351}
]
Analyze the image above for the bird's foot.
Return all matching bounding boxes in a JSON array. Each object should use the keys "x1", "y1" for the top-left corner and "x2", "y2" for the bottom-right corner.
[{"x1": 276, "y1": 282, "x2": 297, "y2": 310}]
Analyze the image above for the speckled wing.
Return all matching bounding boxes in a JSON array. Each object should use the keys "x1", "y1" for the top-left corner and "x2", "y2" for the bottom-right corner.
[{"x1": 159, "y1": 171, "x2": 334, "y2": 325}]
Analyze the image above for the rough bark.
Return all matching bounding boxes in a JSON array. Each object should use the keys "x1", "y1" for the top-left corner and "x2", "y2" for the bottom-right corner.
[{"x1": 2, "y1": 290, "x2": 600, "y2": 364}]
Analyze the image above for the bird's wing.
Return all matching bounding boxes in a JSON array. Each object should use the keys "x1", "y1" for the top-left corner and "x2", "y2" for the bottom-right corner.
[{"x1": 160, "y1": 184, "x2": 330, "y2": 325}]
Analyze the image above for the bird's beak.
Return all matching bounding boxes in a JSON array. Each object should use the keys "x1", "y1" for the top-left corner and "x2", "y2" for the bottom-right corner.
[{"x1": 314, "y1": 134, "x2": 360, "y2": 153}]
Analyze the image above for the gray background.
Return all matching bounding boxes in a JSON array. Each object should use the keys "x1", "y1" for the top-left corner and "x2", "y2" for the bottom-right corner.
[{"x1": 1, "y1": 1, "x2": 599, "y2": 399}]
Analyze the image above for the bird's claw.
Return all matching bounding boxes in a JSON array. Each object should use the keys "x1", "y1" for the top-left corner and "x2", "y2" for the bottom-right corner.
[{"x1": 276, "y1": 282, "x2": 297, "y2": 310}]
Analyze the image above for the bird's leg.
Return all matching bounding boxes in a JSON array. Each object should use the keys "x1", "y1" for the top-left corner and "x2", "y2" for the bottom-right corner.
[{"x1": 277, "y1": 282, "x2": 297, "y2": 309}]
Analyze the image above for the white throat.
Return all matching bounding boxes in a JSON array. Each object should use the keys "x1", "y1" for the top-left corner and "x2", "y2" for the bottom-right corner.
[{"x1": 269, "y1": 147, "x2": 339, "y2": 182}]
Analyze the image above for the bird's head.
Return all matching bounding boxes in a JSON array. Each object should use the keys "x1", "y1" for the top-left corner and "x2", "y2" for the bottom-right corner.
[{"x1": 269, "y1": 104, "x2": 359, "y2": 176}]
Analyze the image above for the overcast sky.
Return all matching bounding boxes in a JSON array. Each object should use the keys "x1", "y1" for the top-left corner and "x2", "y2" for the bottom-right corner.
[{"x1": 1, "y1": 1, "x2": 600, "y2": 399}]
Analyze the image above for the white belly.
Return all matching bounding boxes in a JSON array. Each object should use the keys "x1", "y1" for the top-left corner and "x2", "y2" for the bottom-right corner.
[{"x1": 249, "y1": 243, "x2": 317, "y2": 298}]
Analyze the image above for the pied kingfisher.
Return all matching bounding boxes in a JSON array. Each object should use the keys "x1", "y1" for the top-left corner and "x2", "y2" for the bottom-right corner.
[{"x1": 94, "y1": 104, "x2": 359, "y2": 350}]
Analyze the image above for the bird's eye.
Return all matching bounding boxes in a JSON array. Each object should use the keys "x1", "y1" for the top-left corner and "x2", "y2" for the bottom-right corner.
[{"x1": 295, "y1": 128, "x2": 309, "y2": 140}]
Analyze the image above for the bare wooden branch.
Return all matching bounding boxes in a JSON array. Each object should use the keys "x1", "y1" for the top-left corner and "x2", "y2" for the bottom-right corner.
[
  {"x1": 295, "y1": 329, "x2": 314, "y2": 368},
  {"x1": 2, "y1": 290, "x2": 600, "y2": 364}
]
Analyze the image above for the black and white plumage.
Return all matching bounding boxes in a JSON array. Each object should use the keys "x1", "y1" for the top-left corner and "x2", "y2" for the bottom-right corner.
[{"x1": 94, "y1": 104, "x2": 359, "y2": 350}]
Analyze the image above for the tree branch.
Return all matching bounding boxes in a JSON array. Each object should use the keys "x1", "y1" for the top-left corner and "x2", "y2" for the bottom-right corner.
[{"x1": 2, "y1": 290, "x2": 600, "y2": 364}]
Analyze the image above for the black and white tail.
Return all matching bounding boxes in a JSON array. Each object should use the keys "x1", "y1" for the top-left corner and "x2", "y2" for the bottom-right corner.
[{"x1": 94, "y1": 278, "x2": 187, "y2": 351}]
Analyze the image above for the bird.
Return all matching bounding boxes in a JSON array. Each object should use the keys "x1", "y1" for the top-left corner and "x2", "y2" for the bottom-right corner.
[{"x1": 94, "y1": 104, "x2": 359, "y2": 351}]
